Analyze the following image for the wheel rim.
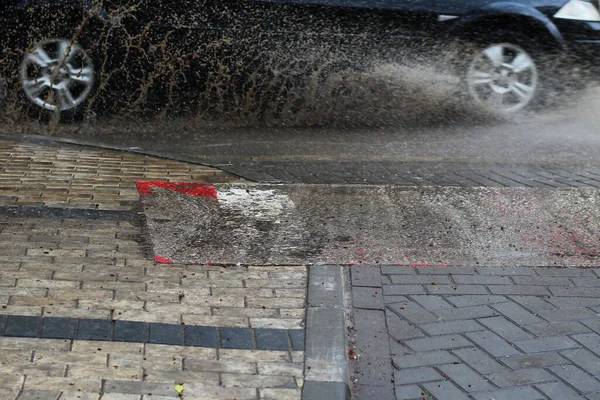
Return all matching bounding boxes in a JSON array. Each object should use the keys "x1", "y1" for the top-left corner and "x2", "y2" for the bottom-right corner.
[
  {"x1": 20, "y1": 39, "x2": 94, "y2": 112},
  {"x1": 467, "y1": 43, "x2": 538, "y2": 113}
]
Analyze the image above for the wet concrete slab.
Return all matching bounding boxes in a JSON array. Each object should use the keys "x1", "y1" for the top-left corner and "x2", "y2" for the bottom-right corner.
[{"x1": 140, "y1": 183, "x2": 600, "y2": 266}]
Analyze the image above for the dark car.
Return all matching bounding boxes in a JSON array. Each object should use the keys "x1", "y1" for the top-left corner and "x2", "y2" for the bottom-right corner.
[{"x1": 1, "y1": 0, "x2": 599, "y2": 118}]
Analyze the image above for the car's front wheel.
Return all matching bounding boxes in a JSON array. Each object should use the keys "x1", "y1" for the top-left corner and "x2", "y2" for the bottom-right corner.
[{"x1": 19, "y1": 38, "x2": 96, "y2": 120}]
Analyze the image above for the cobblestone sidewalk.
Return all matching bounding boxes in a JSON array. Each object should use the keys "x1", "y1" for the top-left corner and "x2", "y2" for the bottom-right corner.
[
  {"x1": 0, "y1": 139, "x2": 305, "y2": 400},
  {"x1": 351, "y1": 265, "x2": 600, "y2": 400}
]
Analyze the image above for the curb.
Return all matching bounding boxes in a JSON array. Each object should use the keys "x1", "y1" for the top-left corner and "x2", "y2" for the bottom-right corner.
[{"x1": 302, "y1": 265, "x2": 351, "y2": 400}]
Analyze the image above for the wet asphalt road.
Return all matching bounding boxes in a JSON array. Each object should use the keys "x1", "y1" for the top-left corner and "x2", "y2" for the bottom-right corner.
[{"x1": 6, "y1": 85, "x2": 600, "y2": 186}]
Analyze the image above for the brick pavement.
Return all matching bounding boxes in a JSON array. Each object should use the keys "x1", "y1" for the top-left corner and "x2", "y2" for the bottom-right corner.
[
  {"x1": 0, "y1": 139, "x2": 305, "y2": 399},
  {"x1": 351, "y1": 265, "x2": 600, "y2": 400}
]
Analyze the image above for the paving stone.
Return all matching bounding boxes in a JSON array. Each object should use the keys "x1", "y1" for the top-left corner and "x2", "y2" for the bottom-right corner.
[
  {"x1": 561, "y1": 348, "x2": 600, "y2": 376},
  {"x1": 220, "y1": 327, "x2": 255, "y2": 350},
  {"x1": 475, "y1": 267, "x2": 537, "y2": 276},
  {"x1": 486, "y1": 368, "x2": 555, "y2": 387},
  {"x1": 535, "y1": 267, "x2": 595, "y2": 277},
  {"x1": 536, "y1": 381, "x2": 584, "y2": 400},
  {"x1": 427, "y1": 285, "x2": 488, "y2": 295},
  {"x1": 477, "y1": 316, "x2": 534, "y2": 341},
  {"x1": 422, "y1": 381, "x2": 470, "y2": 400},
  {"x1": 184, "y1": 325, "x2": 218, "y2": 348},
  {"x1": 451, "y1": 275, "x2": 512, "y2": 285},
  {"x1": 573, "y1": 277, "x2": 600, "y2": 287},
  {"x1": 526, "y1": 321, "x2": 592, "y2": 337},
  {"x1": 389, "y1": 275, "x2": 452, "y2": 285},
  {"x1": 414, "y1": 266, "x2": 476, "y2": 275},
  {"x1": 511, "y1": 276, "x2": 571, "y2": 286},
  {"x1": 351, "y1": 266, "x2": 384, "y2": 286},
  {"x1": 289, "y1": 330, "x2": 304, "y2": 351},
  {"x1": 549, "y1": 364, "x2": 600, "y2": 393},
  {"x1": 75, "y1": 319, "x2": 113, "y2": 341},
  {"x1": 410, "y1": 295, "x2": 453, "y2": 311},
  {"x1": 403, "y1": 335, "x2": 471, "y2": 352},
  {"x1": 538, "y1": 308, "x2": 599, "y2": 322},
  {"x1": 393, "y1": 384, "x2": 425, "y2": 400},
  {"x1": 393, "y1": 367, "x2": 442, "y2": 385},
  {"x1": 419, "y1": 319, "x2": 484, "y2": 336},
  {"x1": 113, "y1": 321, "x2": 148, "y2": 343},
  {"x1": 354, "y1": 308, "x2": 387, "y2": 332},
  {"x1": 452, "y1": 347, "x2": 509, "y2": 374},
  {"x1": 255, "y1": 328, "x2": 289, "y2": 351},
  {"x1": 40, "y1": 317, "x2": 77, "y2": 339},
  {"x1": 5, "y1": 316, "x2": 41, "y2": 338},
  {"x1": 465, "y1": 331, "x2": 522, "y2": 357},
  {"x1": 491, "y1": 301, "x2": 545, "y2": 325},
  {"x1": 148, "y1": 323, "x2": 183, "y2": 346},
  {"x1": 392, "y1": 351, "x2": 459, "y2": 369},
  {"x1": 445, "y1": 295, "x2": 509, "y2": 308},
  {"x1": 387, "y1": 304, "x2": 439, "y2": 325},
  {"x1": 383, "y1": 295, "x2": 410, "y2": 305},
  {"x1": 438, "y1": 363, "x2": 495, "y2": 392},
  {"x1": 382, "y1": 285, "x2": 425, "y2": 296},
  {"x1": 434, "y1": 305, "x2": 498, "y2": 321},
  {"x1": 550, "y1": 287, "x2": 600, "y2": 297},
  {"x1": 573, "y1": 333, "x2": 600, "y2": 356},
  {"x1": 386, "y1": 310, "x2": 424, "y2": 341},
  {"x1": 380, "y1": 266, "x2": 417, "y2": 275},
  {"x1": 471, "y1": 386, "x2": 547, "y2": 400},
  {"x1": 516, "y1": 336, "x2": 579, "y2": 353},
  {"x1": 489, "y1": 285, "x2": 551, "y2": 296},
  {"x1": 503, "y1": 353, "x2": 568, "y2": 370},
  {"x1": 352, "y1": 286, "x2": 384, "y2": 310},
  {"x1": 355, "y1": 327, "x2": 393, "y2": 386},
  {"x1": 509, "y1": 296, "x2": 556, "y2": 313},
  {"x1": 354, "y1": 384, "x2": 394, "y2": 400}
]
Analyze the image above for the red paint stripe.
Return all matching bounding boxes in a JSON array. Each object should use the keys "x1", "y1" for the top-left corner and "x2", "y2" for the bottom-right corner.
[
  {"x1": 136, "y1": 182, "x2": 218, "y2": 198},
  {"x1": 154, "y1": 255, "x2": 174, "y2": 264}
]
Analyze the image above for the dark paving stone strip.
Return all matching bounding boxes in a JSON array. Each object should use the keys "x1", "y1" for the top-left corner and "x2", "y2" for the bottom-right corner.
[
  {"x1": 0, "y1": 205, "x2": 142, "y2": 224},
  {"x1": 0, "y1": 315, "x2": 303, "y2": 351}
]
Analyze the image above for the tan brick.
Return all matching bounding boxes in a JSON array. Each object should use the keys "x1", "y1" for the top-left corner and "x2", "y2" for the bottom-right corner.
[
  {"x1": 53, "y1": 271, "x2": 117, "y2": 281},
  {"x1": 96, "y1": 394, "x2": 139, "y2": 400},
  {"x1": 267, "y1": 272, "x2": 307, "y2": 280},
  {"x1": 274, "y1": 289, "x2": 306, "y2": 298},
  {"x1": 78, "y1": 299, "x2": 144, "y2": 311},
  {"x1": 144, "y1": 344, "x2": 216, "y2": 360},
  {"x1": 115, "y1": 291, "x2": 179, "y2": 303},
  {"x1": 43, "y1": 307, "x2": 110, "y2": 320},
  {"x1": 0, "y1": 349, "x2": 33, "y2": 365},
  {"x1": 17, "y1": 279, "x2": 79, "y2": 289},
  {"x1": 246, "y1": 298, "x2": 305, "y2": 309},
  {"x1": 47, "y1": 289, "x2": 113, "y2": 301},
  {"x1": 260, "y1": 388, "x2": 302, "y2": 400},
  {"x1": 250, "y1": 319, "x2": 303, "y2": 330},
  {"x1": 245, "y1": 280, "x2": 306, "y2": 289},
  {"x1": 0, "y1": 288, "x2": 46, "y2": 297},
  {"x1": 21, "y1": 263, "x2": 83, "y2": 273},
  {"x1": 68, "y1": 365, "x2": 143, "y2": 380},
  {"x1": 145, "y1": 281, "x2": 184, "y2": 293},
  {"x1": 184, "y1": 385, "x2": 257, "y2": 400},
  {"x1": 71, "y1": 341, "x2": 144, "y2": 355},
  {"x1": 248, "y1": 266, "x2": 306, "y2": 272},
  {"x1": 59, "y1": 392, "x2": 102, "y2": 400},
  {"x1": 143, "y1": 370, "x2": 219, "y2": 384},
  {"x1": 112, "y1": 309, "x2": 179, "y2": 324},
  {"x1": 81, "y1": 282, "x2": 145, "y2": 291},
  {"x1": 23, "y1": 376, "x2": 101, "y2": 392},
  {"x1": 1, "y1": 362, "x2": 65, "y2": 377},
  {"x1": 218, "y1": 350, "x2": 290, "y2": 363},
  {"x1": 257, "y1": 362, "x2": 303, "y2": 377},
  {"x1": 145, "y1": 302, "x2": 210, "y2": 316},
  {"x1": 208, "y1": 270, "x2": 268, "y2": 279},
  {"x1": 221, "y1": 373, "x2": 295, "y2": 388},
  {"x1": 280, "y1": 309, "x2": 305, "y2": 318},
  {"x1": 181, "y1": 294, "x2": 244, "y2": 308},
  {"x1": 0, "y1": 305, "x2": 42, "y2": 316},
  {"x1": 181, "y1": 279, "x2": 243, "y2": 289},
  {"x1": 211, "y1": 308, "x2": 278, "y2": 318},
  {"x1": 34, "y1": 351, "x2": 106, "y2": 365},
  {"x1": 184, "y1": 359, "x2": 257, "y2": 374},
  {"x1": 9, "y1": 297, "x2": 76, "y2": 308},
  {"x1": 0, "y1": 338, "x2": 70, "y2": 352},
  {"x1": 109, "y1": 354, "x2": 182, "y2": 371},
  {"x1": 291, "y1": 352, "x2": 304, "y2": 363},
  {"x1": 0, "y1": 373, "x2": 24, "y2": 391},
  {"x1": 210, "y1": 288, "x2": 274, "y2": 297},
  {"x1": 26, "y1": 249, "x2": 86, "y2": 257},
  {"x1": 0, "y1": 271, "x2": 53, "y2": 280}
]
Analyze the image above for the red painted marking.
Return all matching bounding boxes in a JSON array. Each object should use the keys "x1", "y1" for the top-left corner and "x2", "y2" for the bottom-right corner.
[
  {"x1": 154, "y1": 256, "x2": 174, "y2": 264},
  {"x1": 136, "y1": 182, "x2": 218, "y2": 198}
]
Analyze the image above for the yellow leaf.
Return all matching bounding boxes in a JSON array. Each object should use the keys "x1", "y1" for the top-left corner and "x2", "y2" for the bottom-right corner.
[{"x1": 174, "y1": 385, "x2": 185, "y2": 394}]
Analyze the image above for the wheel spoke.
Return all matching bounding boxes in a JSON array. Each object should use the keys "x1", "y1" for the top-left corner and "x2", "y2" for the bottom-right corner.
[
  {"x1": 511, "y1": 53, "x2": 533, "y2": 73},
  {"x1": 512, "y1": 81, "x2": 534, "y2": 100},
  {"x1": 488, "y1": 91, "x2": 504, "y2": 108},
  {"x1": 57, "y1": 40, "x2": 74, "y2": 64},
  {"x1": 27, "y1": 47, "x2": 53, "y2": 68},
  {"x1": 482, "y1": 45, "x2": 504, "y2": 67},
  {"x1": 471, "y1": 71, "x2": 493, "y2": 86},
  {"x1": 23, "y1": 78, "x2": 50, "y2": 96},
  {"x1": 68, "y1": 66, "x2": 93, "y2": 84},
  {"x1": 59, "y1": 88, "x2": 76, "y2": 109}
]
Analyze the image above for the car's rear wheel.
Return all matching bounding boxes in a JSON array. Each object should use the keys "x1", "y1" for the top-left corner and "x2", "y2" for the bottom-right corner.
[{"x1": 19, "y1": 38, "x2": 96, "y2": 121}]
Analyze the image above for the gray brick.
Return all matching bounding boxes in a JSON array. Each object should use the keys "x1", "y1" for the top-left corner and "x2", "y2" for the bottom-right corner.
[
  {"x1": 386, "y1": 310, "x2": 425, "y2": 341},
  {"x1": 384, "y1": 295, "x2": 409, "y2": 304},
  {"x1": 76, "y1": 319, "x2": 112, "y2": 341},
  {"x1": 573, "y1": 277, "x2": 600, "y2": 287},
  {"x1": 381, "y1": 266, "x2": 417, "y2": 275},
  {"x1": 478, "y1": 316, "x2": 534, "y2": 341},
  {"x1": 389, "y1": 275, "x2": 452, "y2": 285},
  {"x1": 419, "y1": 320, "x2": 484, "y2": 336},
  {"x1": 503, "y1": 353, "x2": 568, "y2": 370},
  {"x1": 355, "y1": 384, "x2": 394, "y2": 400},
  {"x1": 40, "y1": 317, "x2": 77, "y2": 340},
  {"x1": 445, "y1": 295, "x2": 509, "y2": 308},
  {"x1": 472, "y1": 386, "x2": 547, "y2": 400},
  {"x1": 427, "y1": 285, "x2": 488, "y2": 295},
  {"x1": 355, "y1": 329, "x2": 393, "y2": 386},
  {"x1": 255, "y1": 329, "x2": 288, "y2": 351},
  {"x1": 149, "y1": 323, "x2": 183, "y2": 346},
  {"x1": 511, "y1": 276, "x2": 571, "y2": 286},
  {"x1": 422, "y1": 381, "x2": 470, "y2": 400},
  {"x1": 516, "y1": 336, "x2": 579, "y2": 353},
  {"x1": 354, "y1": 309, "x2": 386, "y2": 332},
  {"x1": 452, "y1": 275, "x2": 511, "y2": 285},
  {"x1": 490, "y1": 285, "x2": 551, "y2": 296},
  {"x1": 414, "y1": 266, "x2": 476, "y2": 275},
  {"x1": 434, "y1": 305, "x2": 498, "y2": 321},
  {"x1": 526, "y1": 322, "x2": 591, "y2": 337},
  {"x1": 582, "y1": 319, "x2": 600, "y2": 335},
  {"x1": 5, "y1": 316, "x2": 41, "y2": 338},
  {"x1": 410, "y1": 295, "x2": 453, "y2": 311},
  {"x1": 404, "y1": 335, "x2": 471, "y2": 352},
  {"x1": 550, "y1": 287, "x2": 600, "y2": 297},
  {"x1": 491, "y1": 302, "x2": 544, "y2": 325},
  {"x1": 453, "y1": 347, "x2": 508, "y2": 374},
  {"x1": 476, "y1": 267, "x2": 537, "y2": 276},
  {"x1": 465, "y1": 331, "x2": 522, "y2": 357},
  {"x1": 391, "y1": 351, "x2": 459, "y2": 369},
  {"x1": 509, "y1": 296, "x2": 556, "y2": 313},
  {"x1": 289, "y1": 329, "x2": 304, "y2": 351},
  {"x1": 383, "y1": 285, "x2": 425, "y2": 296},
  {"x1": 393, "y1": 385, "x2": 425, "y2": 400},
  {"x1": 587, "y1": 394, "x2": 600, "y2": 400},
  {"x1": 185, "y1": 325, "x2": 218, "y2": 348},
  {"x1": 351, "y1": 266, "x2": 383, "y2": 286},
  {"x1": 538, "y1": 308, "x2": 598, "y2": 322},
  {"x1": 549, "y1": 364, "x2": 600, "y2": 393},
  {"x1": 486, "y1": 368, "x2": 555, "y2": 387},
  {"x1": 561, "y1": 348, "x2": 600, "y2": 375},
  {"x1": 387, "y1": 304, "x2": 439, "y2": 325},
  {"x1": 113, "y1": 320, "x2": 147, "y2": 343},
  {"x1": 535, "y1": 267, "x2": 595, "y2": 277},
  {"x1": 220, "y1": 327, "x2": 254, "y2": 350},
  {"x1": 574, "y1": 333, "x2": 600, "y2": 356},
  {"x1": 393, "y1": 367, "x2": 442, "y2": 385},
  {"x1": 438, "y1": 364, "x2": 495, "y2": 392},
  {"x1": 536, "y1": 381, "x2": 584, "y2": 400},
  {"x1": 353, "y1": 286, "x2": 384, "y2": 310}
]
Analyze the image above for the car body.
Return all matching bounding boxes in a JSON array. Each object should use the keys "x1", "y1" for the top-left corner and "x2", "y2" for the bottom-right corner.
[{"x1": 0, "y1": 0, "x2": 599, "y2": 117}]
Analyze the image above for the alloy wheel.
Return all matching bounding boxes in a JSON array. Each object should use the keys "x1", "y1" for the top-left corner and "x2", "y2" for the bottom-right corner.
[
  {"x1": 467, "y1": 43, "x2": 538, "y2": 113},
  {"x1": 20, "y1": 38, "x2": 94, "y2": 112}
]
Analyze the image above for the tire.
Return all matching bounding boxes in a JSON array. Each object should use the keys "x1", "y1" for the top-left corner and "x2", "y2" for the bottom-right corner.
[{"x1": 458, "y1": 31, "x2": 554, "y2": 114}]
